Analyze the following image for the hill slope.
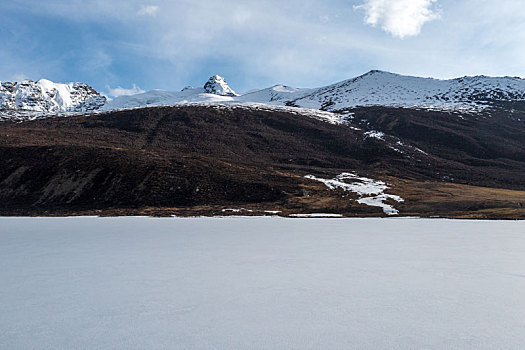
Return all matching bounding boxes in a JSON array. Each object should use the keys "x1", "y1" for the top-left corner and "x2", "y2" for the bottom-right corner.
[{"x1": 0, "y1": 105, "x2": 524, "y2": 218}]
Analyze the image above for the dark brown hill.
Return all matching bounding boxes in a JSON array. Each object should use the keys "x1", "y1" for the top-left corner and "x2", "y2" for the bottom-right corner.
[{"x1": 0, "y1": 105, "x2": 524, "y2": 217}]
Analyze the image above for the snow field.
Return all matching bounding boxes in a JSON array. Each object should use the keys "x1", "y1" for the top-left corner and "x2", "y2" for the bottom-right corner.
[{"x1": 1, "y1": 217, "x2": 524, "y2": 349}]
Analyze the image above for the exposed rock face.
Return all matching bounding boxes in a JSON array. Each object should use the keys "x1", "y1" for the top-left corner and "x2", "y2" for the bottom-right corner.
[
  {"x1": 203, "y1": 75, "x2": 239, "y2": 96},
  {"x1": 0, "y1": 79, "x2": 106, "y2": 113}
]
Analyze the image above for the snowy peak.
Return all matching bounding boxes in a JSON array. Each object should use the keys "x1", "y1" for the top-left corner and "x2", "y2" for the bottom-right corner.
[
  {"x1": 0, "y1": 79, "x2": 106, "y2": 113},
  {"x1": 203, "y1": 75, "x2": 238, "y2": 96},
  {"x1": 104, "y1": 75, "x2": 238, "y2": 111},
  {"x1": 289, "y1": 71, "x2": 525, "y2": 111}
]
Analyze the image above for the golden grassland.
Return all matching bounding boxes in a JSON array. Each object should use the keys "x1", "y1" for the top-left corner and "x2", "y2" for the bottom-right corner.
[{"x1": 45, "y1": 176, "x2": 525, "y2": 220}]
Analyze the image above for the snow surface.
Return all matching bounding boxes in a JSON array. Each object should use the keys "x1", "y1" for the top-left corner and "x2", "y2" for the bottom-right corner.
[
  {"x1": 1, "y1": 217, "x2": 525, "y2": 349},
  {"x1": 289, "y1": 213, "x2": 344, "y2": 218},
  {"x1": 305, "y1": 172, "x2": 404, "y2": 215}
]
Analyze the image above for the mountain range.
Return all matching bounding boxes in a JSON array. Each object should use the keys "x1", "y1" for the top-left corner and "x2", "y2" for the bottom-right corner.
[
  {"x1": 0, "y1": 71, "x2": 524, "y2": 218},
  {"x1": 3, "y1": 71, "x2": 525, "y2": 119}
]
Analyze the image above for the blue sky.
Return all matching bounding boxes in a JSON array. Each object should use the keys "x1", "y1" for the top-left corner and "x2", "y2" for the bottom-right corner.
[{"x1": 1, "y1": 0, "x2": 524, "y2": 96}]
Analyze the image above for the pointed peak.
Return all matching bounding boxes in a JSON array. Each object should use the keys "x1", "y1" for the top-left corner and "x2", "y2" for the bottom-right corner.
[
  {"x1": 203, "y1": 75, "x2": 238, "y2": 96},
  {"x1": 362, "y1": 70, "x2": 396, "y2": 77}
]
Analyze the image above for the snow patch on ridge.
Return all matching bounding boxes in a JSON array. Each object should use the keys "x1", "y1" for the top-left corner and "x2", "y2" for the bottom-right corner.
[
  {"x1": 101, "y1": 102, "x2": 346, "y2": 125},
  {"x1": 305, "y1": 172, "x2": 404, "y2": 215},
  {"x1": 0, "y1": 101, "x2": 346, "y2": 126},
  {"x1": 206, "y1": 103, "x2": 346, "y2": 125}
]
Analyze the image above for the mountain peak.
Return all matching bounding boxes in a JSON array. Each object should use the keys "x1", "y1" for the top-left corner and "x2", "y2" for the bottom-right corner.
[
  {"x1": 203, "y1": 75, "x2": 238, "y2": 96},
  {"x1": 367, "y1": 69, "x2": 388, "y2": 74},
  {"x1": 361, "y1": 70, "x2": 399, "y2": 77},
  {"x1": 1, "y1": 79, "x2": 105, "y2": 113}
]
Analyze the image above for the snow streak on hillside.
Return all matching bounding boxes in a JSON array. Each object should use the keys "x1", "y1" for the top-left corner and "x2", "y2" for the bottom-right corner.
[{"x1": 305, "y1": 172, "x2": 404, "y2": 215}]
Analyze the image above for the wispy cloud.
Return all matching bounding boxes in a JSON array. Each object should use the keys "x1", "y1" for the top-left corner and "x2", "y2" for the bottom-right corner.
[
  {"x1": 1, "y1": 0, "x2": 525, "y2": 92},
  {"x1": 355, "y1": 0, "x2": 440, "y2": 38},
  {"x1": 10, "y1": 73, "x2": 30, "y2": 82},
  {"x1": 137, "y1": 5, "x2": 159, "y2": 17},
  {"x1": 107, "y1": 84, "x2": 145, "y2": 97}
]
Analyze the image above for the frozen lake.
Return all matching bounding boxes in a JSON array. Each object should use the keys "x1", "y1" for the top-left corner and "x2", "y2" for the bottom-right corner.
[{"x1": 1, "y1": 217, "x2": 525, "y2": 349}]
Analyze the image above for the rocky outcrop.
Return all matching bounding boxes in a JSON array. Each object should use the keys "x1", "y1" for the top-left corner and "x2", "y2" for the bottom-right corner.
[{"x1": 0, "y1": 79, "x2": 106, "y2": 113}]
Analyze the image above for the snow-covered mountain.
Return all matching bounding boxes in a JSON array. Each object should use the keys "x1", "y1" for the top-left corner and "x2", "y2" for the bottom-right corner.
[
  {"x1": 104, "y1": 71, "x2": 525, "y2": 112},
  {"x1": 0, "y1": 79, "x2": 106, "y2": 113},
  {"x1": 102, "y1": 75, "x2": 237, "y2": 110},
  {"x1": 287, "y1": 70, "x2": 525, "y2": 111},
  {"x1": 102, "y1": 88, "x2": 234, "y2": 111},
  {"x1": 3, "y1": 71, "x2": 525, "y2": 120},
  {"x1": 203, "y1": 75, "x2": 238, "y2": 96}
]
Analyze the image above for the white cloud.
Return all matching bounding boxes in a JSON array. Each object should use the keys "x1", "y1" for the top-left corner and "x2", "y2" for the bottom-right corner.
[
  {"x1": 137, "y1": 5, "x2": 159, "y2": 17},
  {"x1": 4, "y1": 0, "x2": 525, "y2": 90},
  {"x1": 355, "y1": 0, "x2": 440, "y2": 38},
  {"x1": 107, "y1": 84, "x2": 145, "y2": 97},
  {"x1": 10, "y1": 73, "x2": 30, "y2": 82}
]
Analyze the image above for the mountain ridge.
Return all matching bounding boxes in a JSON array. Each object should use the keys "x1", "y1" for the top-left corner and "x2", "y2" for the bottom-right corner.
[
  {"x1": 0, "y1": 79, "x2": 106, "y2": 113},
  {"x1": 100, "y1": 70, "x2": 525, "y2": 113},
  {"x1": 3, "y1": 70, "x2": 525, "y2": 120}
]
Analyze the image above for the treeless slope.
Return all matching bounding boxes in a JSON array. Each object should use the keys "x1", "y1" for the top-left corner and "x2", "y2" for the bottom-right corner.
[{"x1": 0, "y1": 105, "x2": 524, "y2": 217}]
